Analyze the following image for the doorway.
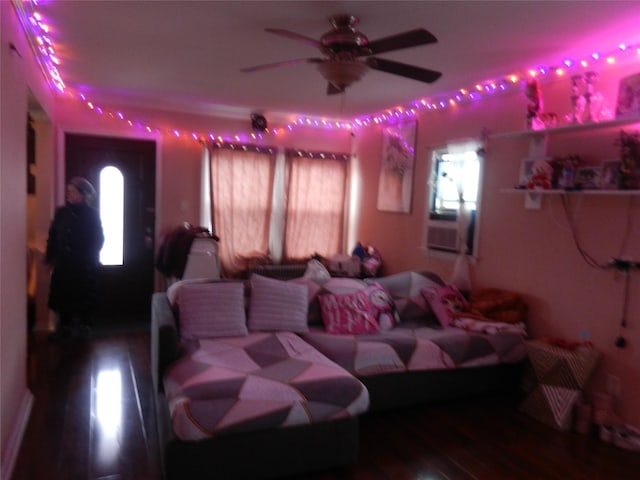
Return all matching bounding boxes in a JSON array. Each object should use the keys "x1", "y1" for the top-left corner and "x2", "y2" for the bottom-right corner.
[
  {"x1": 64, "y1": 134, "x2": 156, "y2": 322},
  {"x1": 27, "y1": 92, "x2": 54, "y2": 334}
]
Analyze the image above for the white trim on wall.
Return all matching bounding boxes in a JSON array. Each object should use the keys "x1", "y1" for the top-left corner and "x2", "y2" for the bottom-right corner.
[{"x1": 0, "y1": 391, "x2": 33, "y2": 480}]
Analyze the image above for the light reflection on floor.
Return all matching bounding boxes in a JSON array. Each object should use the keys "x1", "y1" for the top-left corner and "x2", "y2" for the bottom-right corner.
[{"x1": 94, "y1": 368, "x2": 123, "y2": 469}]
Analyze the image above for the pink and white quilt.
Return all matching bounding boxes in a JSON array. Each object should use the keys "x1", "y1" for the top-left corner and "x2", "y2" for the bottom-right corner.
[
  {"x1": 163, "y1": 331, "x2": 369, "y2": 441},
  {"x1": 300, "y1": 325, "x2": 526, "y2": 377}
]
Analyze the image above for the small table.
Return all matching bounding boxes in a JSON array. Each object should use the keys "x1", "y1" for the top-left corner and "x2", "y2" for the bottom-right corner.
[{"x1": 520, "y1": 339, "x2": 601, "y2": 430}]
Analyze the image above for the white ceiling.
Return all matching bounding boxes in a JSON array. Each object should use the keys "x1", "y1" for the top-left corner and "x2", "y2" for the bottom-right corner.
[{"x1": 34, "y1": 0, "x2": 640, "y2": 121}]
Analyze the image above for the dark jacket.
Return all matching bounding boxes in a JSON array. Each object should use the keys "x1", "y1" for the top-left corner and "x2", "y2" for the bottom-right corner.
[
  {"x1": 155, "y1": 225, "x2": 213, "y2": 279},
  {"x1": 46, "y1": 203, "x2": 104, "y2": 313}
]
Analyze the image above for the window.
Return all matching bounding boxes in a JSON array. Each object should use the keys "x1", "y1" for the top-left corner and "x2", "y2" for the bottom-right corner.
[
  {"x1": 431, "y1": 151, "x2": 480, "y2": 214},
  {"x1": 208, "y1": 146, "x2": 276, "y2": 274},
  {"x1": 206, "y1": 145, "x2": 349, "y2": 275},
  {"x1": 282, "y1": 152, "x2": 348, "y2": 260},
  {"x1": 99, "y1": 166, "x2": 124, "y2": 265},
  {"x1": 426, "y1": 142, "x2": 482, "y2": 256}
]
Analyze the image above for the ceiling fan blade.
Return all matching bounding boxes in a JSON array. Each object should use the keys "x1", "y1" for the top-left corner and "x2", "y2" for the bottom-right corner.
[
  {"x1": 265, "y1": 28, "x2": 324, "y2": 49},
  {"x1": 326, "y1": 82, "x2": 345, "y2": 95},
  {"x1": 241, "y1": 58, "x2": 323, "y2": 73},
  {"x1": 366, "y1": 57, "x2": 442, "y2": 83},
  {"x1": 362, "y1": 28, "x2": 437, "y2": 55}
]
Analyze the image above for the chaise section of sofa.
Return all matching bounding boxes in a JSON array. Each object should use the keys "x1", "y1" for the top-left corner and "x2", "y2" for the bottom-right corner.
[{"x1": 151, "y1": 291, "x2": 367, "y2": 480}]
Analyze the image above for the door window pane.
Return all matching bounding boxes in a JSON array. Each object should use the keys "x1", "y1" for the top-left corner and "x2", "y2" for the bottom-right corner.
[{"x1": 99, "y1": 166, "x2": 124, "y2": 265}]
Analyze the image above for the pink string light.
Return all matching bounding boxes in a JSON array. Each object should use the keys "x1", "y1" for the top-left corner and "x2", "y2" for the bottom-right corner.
[{"x1": 16, "y1": 0, "x2": 640, "y2": 143}]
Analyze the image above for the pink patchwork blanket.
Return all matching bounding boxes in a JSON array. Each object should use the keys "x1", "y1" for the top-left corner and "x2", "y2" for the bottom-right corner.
[
  {"x1": 163, "y1": 332, "x2": 369, "y2": 441},
  {"x1": 300, "y1": 325, "x2": 526, "y2": 377}
]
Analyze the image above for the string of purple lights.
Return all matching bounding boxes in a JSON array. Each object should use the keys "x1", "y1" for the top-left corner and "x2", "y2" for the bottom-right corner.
[{"x1": 14, "y1": 0, "x2": 640, "y2": 145}]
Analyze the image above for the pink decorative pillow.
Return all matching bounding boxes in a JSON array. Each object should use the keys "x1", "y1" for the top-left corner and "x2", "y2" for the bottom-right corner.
[
  {"x1": 421, "y1": 284, "x2": 470, "y2": 327},
  {"x1": 318, "y1": 283, "x2": 397, "y2": 334},
  {"x1": 179, "y1": 282, "x2": 248, "y2": 339}
]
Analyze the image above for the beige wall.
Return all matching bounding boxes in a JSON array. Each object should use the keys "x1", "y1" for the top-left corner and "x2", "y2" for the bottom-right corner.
[{"x1": 354, "y1": 61, "x2": 640, "y2": 428}]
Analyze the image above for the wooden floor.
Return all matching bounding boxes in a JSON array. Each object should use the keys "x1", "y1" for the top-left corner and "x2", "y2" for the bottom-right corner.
[{"x1": 13, "y1": 321, "x2": 640, "y2": 480}]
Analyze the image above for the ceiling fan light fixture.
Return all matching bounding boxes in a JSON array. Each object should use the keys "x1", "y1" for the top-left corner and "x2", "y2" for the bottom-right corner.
[
  {"x1": 244, "y1": 14, "x2": 440, "y2": 95},
  {"x1": 317, "y1": 61, "x2": 368, "y2": 89},
  {"x1": 321, "y1": 15, "x2": 368, "y2": 49}
]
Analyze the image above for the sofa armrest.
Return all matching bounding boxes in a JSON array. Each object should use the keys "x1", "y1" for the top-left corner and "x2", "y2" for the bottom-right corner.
[{"x1": 151, "y1": 292, "x2": 180, "y2": 394}]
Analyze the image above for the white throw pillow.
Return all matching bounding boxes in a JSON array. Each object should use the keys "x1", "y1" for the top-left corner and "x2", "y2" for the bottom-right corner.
[
  {"x1": 248, "y1": 274, "x2": 309, "y2": 332},
  {"x1": 179, "y1": 282, "x2": 248, "y2": 339}
]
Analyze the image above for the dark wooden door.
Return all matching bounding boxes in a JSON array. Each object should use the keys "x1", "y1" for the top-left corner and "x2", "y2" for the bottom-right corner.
[{"x1": 65, "y1": 133, "x2": 156, "y2": 317}]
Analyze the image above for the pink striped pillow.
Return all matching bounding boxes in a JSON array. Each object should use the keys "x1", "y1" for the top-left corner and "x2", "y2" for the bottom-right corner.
[
  {"x1": 179, "y1": 282, "x2": 248, "y2": 338},
  {"x1": 248, "y1": 275, "x2": 309, "y2": 333}
]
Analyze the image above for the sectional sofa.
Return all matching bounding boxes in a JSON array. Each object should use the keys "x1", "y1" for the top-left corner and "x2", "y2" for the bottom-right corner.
[{"x1": 151, "y1": 270, "x2": 527, "y2": 479}]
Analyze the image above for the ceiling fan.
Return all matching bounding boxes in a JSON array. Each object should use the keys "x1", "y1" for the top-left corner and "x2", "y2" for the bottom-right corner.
[{"x1": 241, "y1": 14, "x2": 442, "y2": 95}]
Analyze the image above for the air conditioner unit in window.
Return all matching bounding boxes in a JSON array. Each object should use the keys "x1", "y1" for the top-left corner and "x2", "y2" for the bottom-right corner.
[{"x1": 426, "y1": 220, "x2": 459, "y2": 252}]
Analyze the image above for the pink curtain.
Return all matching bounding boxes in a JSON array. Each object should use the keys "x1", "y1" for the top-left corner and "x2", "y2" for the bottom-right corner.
[
  {"x1": 209, "y1": 146, "x2": 275, "y2": 275},
  {"x1": 283, "y1": 153, "x2": 348, "y2": 261}
]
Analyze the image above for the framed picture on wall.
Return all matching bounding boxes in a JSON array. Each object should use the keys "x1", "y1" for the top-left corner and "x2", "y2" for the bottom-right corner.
[
  {"x1": 574, "y1": 166, "x2": 601, "y2": 189},
  {"x1": 377, "y1": 120, "x2": 417, "y2": 213}
]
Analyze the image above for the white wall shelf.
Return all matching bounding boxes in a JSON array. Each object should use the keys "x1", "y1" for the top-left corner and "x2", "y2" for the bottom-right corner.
[
  {"x1": 490, "y1": 115, "x2": 640, "y2": 140},
  {"x1": 493, "y1": 115, "x2": 640, "y2": 208},
  {"x1": 501, "y1": 189, "x2": 640, "y2": 195},
  {"x1": 500, "y1": 188, "x2": 640, "y2": 209}
]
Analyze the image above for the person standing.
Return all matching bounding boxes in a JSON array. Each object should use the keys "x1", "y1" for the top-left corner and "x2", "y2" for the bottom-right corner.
[{"x1": 46, "y1": 177, "x2": 104, "y2": 340}]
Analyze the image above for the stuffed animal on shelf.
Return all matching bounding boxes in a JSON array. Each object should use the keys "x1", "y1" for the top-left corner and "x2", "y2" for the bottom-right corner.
[
  {"x1": 525, "y1": 78, "x2": 546, "y2": 131},
  {"x1": 527, "y1": 160, "x2": 553, "y2": 190}
]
